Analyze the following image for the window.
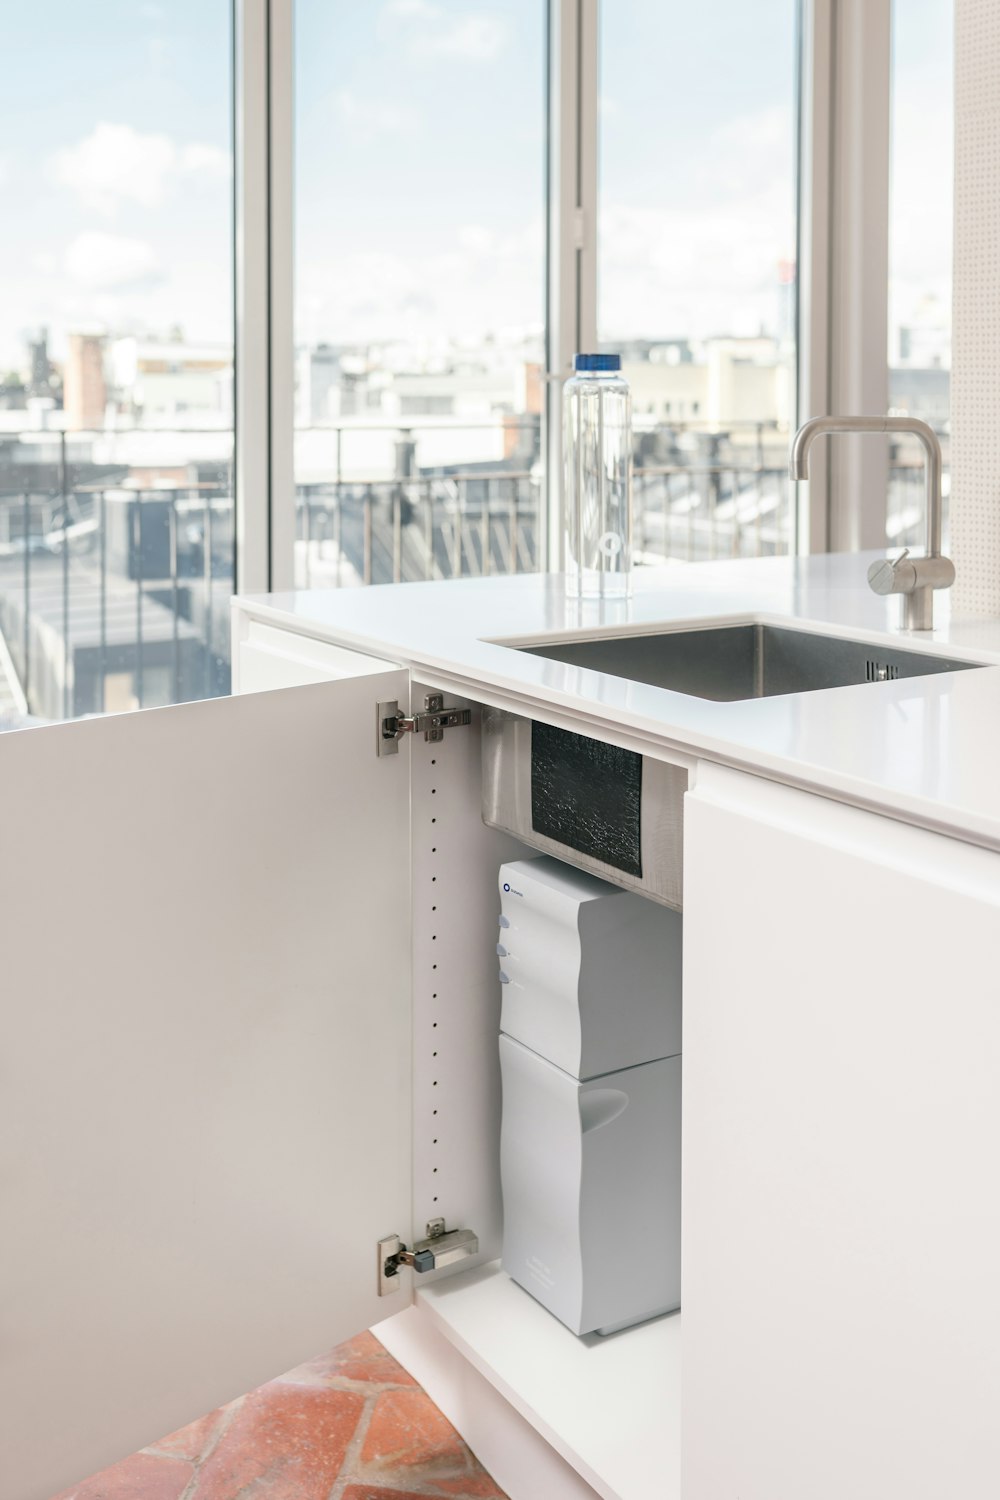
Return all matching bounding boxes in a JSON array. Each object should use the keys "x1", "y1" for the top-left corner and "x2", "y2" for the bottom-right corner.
[
  {"x1": 888, "y1": 0, "x2": 952, "y2": 548},
  {"x1": 598, "y1": 0, "x2": 799, "y2": 563},
  {"x1": 293, "y1": 0, "x2": 546, "y2": 589},
  {"x1": 0, "y1": 0, "x2": 234, "y2": 724},
  {"x1": 0, "y1": 0, "x2": 907, "y2": 729}
]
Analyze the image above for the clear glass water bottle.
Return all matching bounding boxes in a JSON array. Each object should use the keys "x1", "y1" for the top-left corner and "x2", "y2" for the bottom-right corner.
[{"x1": 563, "y1": 353, "x2": 632, "y2": 599}]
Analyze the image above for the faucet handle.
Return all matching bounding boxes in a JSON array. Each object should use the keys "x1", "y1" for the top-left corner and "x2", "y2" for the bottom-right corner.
[{"x1": 867, "y1": 548, "x2": 916, "y2": 597}]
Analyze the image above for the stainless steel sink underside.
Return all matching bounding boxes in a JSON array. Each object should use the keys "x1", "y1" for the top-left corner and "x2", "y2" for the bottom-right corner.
[{"x1": 520, "y1": 622, "x2": 981, "y2": 702}]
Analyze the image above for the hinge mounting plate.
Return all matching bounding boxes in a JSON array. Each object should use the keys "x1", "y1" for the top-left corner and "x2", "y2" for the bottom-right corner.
[{"x1": 377, "y1": 694, "x2": 472, "y2": 756}]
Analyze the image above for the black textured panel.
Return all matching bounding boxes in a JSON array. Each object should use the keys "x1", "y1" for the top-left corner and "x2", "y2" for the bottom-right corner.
[{"x1": 530, "y1": 721, "x2": 642, "y2": 877}]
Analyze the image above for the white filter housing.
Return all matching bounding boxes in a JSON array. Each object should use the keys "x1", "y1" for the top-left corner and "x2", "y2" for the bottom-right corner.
[
  {"x1": 498, "y1": 856, "x2": 682, "y2": 1078},
  {"x1": 500, "y1": 1034, "x2": 682, "y2": 1335}
]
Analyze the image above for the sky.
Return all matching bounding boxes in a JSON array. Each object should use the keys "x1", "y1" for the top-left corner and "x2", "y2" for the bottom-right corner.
[
  {"x1": 0, "y1": 0, "x2": 953, "y2": 373},
  {"x1": 889, "y1": 0, "x2": 954, "y2": 351},
  {"x1": 294, "y1": 0, "x2": 545, "y2": 350},
  {"x1": 0, "y1": 0, "x2": 232, "y2": 370},
  {"x1": 597, "y1": 0, "x2": 797, "y2": 341}
]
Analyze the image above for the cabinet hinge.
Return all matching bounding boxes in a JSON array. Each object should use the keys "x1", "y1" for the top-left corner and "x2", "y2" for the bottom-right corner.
[
  {"x1": 377, "y1": 694, "x2": 472, "y2": 756},
  {"x1": 377, "y1": 1219, "x2": 479, "y2": 1295}
]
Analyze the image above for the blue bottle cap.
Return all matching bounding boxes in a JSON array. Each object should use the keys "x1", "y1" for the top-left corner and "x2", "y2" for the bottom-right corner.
[{"x1": 574, "y1": 352, "x2": 621, "y2": 372}]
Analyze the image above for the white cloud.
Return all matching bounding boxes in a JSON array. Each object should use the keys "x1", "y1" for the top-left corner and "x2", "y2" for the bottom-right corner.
[
  {"x1": 598, "y1": 193, "x2": 794, "y2": 341},
  {"x1": 379, "y1": 2, "x2": 506, "y2": 62},
  {"x1": 52, "y1": 124, "x2": 173, "y2": 210},
  {"x1": 297, "y1": 219, "x2": 544, "y2": 347},
  {"x1": 416, "y1": 15, "x2": 506, "y2": 60},
  {"x1": 710, "y1": 105, "x2": 794, "y2": 197},
  {"x1": 596, "y1": 105, "x2": 797, "y2": 341},
  {"x1": 335, "y1": 90, "x2": 413, "y2": 139},
  {"x1": 50, "y1": 123, "x2": 230, "y2": 214},
  {"x1": 179, "y1": 143, "x2": 230, "y2": 179},
  {"x1": 64, "y1": 232, "x2": 164, "y2": 290},
  {"x1": 382, "y1": 0, "x2": 440, "y2": 16},
  {"x1": 457, "y1": 225, "x2": 495, "y2": 254}
]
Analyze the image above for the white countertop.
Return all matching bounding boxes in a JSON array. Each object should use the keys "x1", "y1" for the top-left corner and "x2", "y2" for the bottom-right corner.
[{"x1": 239, "y1": 552, "x2": 1000, "y2": 853}]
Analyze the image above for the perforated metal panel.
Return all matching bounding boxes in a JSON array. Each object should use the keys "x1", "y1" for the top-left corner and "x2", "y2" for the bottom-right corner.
[{"x1": 481, "y1": 707, "x2": 687, "y2": 910}]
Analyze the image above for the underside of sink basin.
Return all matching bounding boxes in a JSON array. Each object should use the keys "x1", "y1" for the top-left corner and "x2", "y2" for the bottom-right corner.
[{"x1": 520, "y1": 623, "x2": 981, "y2": 702}]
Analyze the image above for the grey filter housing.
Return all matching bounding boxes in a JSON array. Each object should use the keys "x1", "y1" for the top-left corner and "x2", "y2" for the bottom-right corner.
[
  {"x1": 497, "y1": 856, "x2": 682, "y2": 1079},
  {"x1": 500, "y1": 1035, "x2": 681, "y2": 1336},
  {"x1": 497, "y1": 856, "x2": 682, "y2": 1336}
]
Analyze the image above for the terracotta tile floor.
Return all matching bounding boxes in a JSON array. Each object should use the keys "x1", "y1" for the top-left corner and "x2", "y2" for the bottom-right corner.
[{"x1": 52, "y1": 1332, "x2": 508, "y2": 1500}]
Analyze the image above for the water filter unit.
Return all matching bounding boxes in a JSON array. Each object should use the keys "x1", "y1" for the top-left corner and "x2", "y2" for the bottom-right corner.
[{"x1": 497, "y1": 856, "x2": 682, "y2": 1335}]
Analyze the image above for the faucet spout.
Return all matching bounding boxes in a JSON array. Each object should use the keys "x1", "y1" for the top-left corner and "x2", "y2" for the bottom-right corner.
[{"x1": 788, "y1": 414, "x2": 954, "y2": 630}]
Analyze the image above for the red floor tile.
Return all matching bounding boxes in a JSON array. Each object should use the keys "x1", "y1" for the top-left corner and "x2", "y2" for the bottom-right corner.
[
  {"x1": 357, "y1": 1387, "x2": 506, "y2": 1497},
  {"x1": 431, "y1": 1476, "x2": 510, "y2": 1498},
  {"x1": 188, "y1": 1381, "x2": 364, "y2": 1499},
  {"x1": 144, "y1": 1403, "x2": 231, "y2": 1462},
  {"x1": 51, "y1": 1451, "x2": 193, "y2": 1500},
  {"x1": 50, "y1": 1334, "x2": 506, "y2": 1500},
  {"x1": 283, "y1": 1330, "x2": 418, "y2": 1387},
  {"x1": 341, "y1": 1488, "x2": 468, "y2": 1500}
]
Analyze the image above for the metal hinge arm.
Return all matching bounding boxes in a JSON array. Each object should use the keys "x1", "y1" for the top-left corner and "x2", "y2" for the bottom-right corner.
[
  {"x1": 392, "y1": 706, "x2": 472, "y2": 739},
  {"x1": 377, "y1": 694, "x2": 472, "y2": 755},
  {"x1": 377, "y1": 1221, "x2": 479, "y2": 1294}
]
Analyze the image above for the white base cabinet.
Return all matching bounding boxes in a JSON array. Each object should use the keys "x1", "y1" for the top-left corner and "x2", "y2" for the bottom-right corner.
[
  {"x1": 684, "y1": 764, "x2": 1000, "y2": 1500},
  {"x1": 3, "y1": 603, "x2": 999, "y2": 1500},
  {"x1": 375, "y1": 1298, "x2": 606, "y2": 1500}
]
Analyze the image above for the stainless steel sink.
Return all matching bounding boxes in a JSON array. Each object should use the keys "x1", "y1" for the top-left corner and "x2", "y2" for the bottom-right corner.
[{"x1": 520, "y1": 623, "x2": 981, "y2": 702}]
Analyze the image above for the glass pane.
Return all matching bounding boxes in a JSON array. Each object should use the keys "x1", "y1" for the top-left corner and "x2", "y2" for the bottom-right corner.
[
  {"x1": 0, "y1": 1, "x2": 234, "y2": 727},
  {"x1": 888, "y1": 0, "x2": 952, "y2": 548},
  {"x1": 294, "y1": 0, "x2": 546, "y2": 588},
  {"x1": 598, "y1": 1, "x2": 799, "y2": 563}
]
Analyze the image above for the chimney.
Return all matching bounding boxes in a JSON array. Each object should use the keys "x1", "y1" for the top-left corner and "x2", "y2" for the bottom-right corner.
[{"x1": 64, "y1": 332, "x2": 107, "y2": 431}]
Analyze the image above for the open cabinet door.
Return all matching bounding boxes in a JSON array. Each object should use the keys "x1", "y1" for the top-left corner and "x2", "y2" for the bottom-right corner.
[{"x1": 0, "y1": 670, "x2": 413, "y2": 1500}]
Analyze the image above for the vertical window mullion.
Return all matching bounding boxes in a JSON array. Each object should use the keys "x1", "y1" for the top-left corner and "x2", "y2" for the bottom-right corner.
[
  {"x1": 828, "y1": 0, "x2": 891, "y2": 552},
  {"x1": 235, "y1": 0, "x2": 294, "y2": 595},
  {"x1": 545, "y1": 0, "x2": 599, "y2": 573},
  {"x1": 268, "y1": 0, "x2": 295, "y2": 592},
  {"x1": 799, "y1": 0, "x2": 892, "y2": 555},
  {"x1": 797, "y1": 0, "x2": 835, "y2": 552},
  {"x1": 234, "y1": 0, "x2": 271, "y2": 594}
]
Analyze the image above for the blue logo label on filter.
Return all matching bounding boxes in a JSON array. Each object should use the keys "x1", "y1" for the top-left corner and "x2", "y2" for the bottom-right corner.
[{"x1": 503, "y1": 882, "x2": 510, "y2": 892}]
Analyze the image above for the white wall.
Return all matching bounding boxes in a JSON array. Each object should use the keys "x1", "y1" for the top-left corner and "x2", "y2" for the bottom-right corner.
[{"x1": 951, "y1": 0, "x2": 1000, "y2": 613}]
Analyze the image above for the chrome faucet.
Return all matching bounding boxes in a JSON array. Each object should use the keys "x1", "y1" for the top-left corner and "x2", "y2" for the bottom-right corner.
[{"x1": 789, "y1": 415, "x2": 955, "y2": 630}]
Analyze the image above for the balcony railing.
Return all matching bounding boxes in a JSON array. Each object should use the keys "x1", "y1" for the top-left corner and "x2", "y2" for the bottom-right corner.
[
  {"x1": 0, "y1": 415, "x2": 946, "y2": 724},
  {"x1": 295, "y1": 471, "x2": 541, "y2": 589},
  {"x1": 0, "y1": 426, "x2": 234, "y2": 722},
  {"x1": 293, "y1": 416, "x2": 800, "y2": 587}
]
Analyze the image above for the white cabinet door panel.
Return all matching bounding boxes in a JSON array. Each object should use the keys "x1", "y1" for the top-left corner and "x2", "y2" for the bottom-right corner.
[
  {"x1": 0, "y1": 671, "x2": 412, "y2": 1500},
  {"x1": 683, "y1": 765, "x2": 1000, "y2": 1500}
]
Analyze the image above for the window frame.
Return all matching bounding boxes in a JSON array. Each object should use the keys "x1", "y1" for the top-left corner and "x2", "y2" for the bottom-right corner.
[
  {"x1": 235, "y1": 0, "x2": 894, "y2": 584},
  {"x1": 800, "y1": 0, "x2": 893, "y2": 555},
  {"x1": 234, "y1": 0, "x2": 294, "y2": 594}
]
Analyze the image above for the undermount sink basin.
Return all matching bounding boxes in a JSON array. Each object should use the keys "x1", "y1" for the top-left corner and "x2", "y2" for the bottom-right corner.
[{"x1": 519, "y1": 623, "x2": 982, "y2": 702}]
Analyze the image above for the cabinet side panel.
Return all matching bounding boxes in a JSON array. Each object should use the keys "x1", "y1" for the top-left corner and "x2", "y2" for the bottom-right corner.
[
  {"x1": 683, "y1": 770, "x2": 1000, "y2": 1500},
  {"x1": 410, "y1": 686, "x2": 531, "y2": 1268},
  {"x1": 233, "y1": 611, "x2": 400, "y2": 692}
]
